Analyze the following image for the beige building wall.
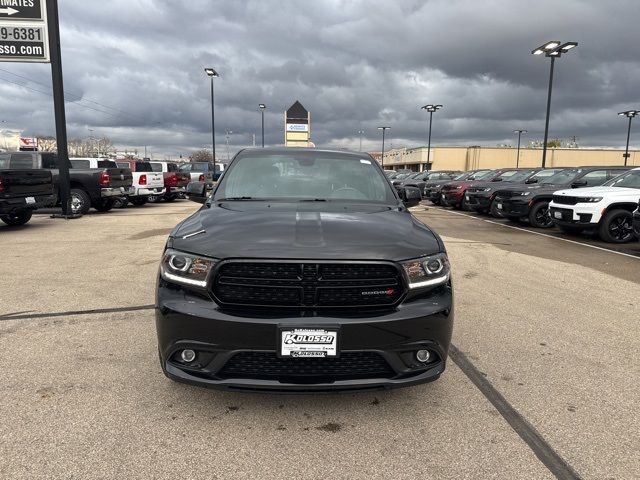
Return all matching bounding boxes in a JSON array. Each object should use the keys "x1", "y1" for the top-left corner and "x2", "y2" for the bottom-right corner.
[{"x1": 381, "y1": 146, "x2": 640, "y2": 171}]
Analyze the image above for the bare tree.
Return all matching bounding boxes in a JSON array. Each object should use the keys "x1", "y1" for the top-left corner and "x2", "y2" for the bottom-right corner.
[
  {"x1": 189, "y1": 149, "x2": 213, "y2": 162},
  {"x1": 35, "y1": 136, "x2": 57, "y2": 152}
]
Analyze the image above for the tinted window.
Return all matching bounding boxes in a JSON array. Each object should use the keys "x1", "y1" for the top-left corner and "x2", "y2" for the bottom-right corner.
[
  {"x1": 580, "y1": 170, "x2": 608, "y2": 186},
  {"x1": 217, "y1": 152, "x2": 395, "y2": 203},
  {"x1": 70, "y1": 159, "x2": 91, "y2": 169},
  {"x1": 10, "y1": 153, "x2": 34, "y2": 169},
  {"x1": 529, "y1": 168, "x2": 564, "y2": 180},
  {"x1": 149, "y1": 162, "x2": 163, "y2": 172},
  {"x1": 603, "y1": 170, "x2": 640, "y2": 189},
  {"x1": 191, "y1": 162, "x2": 209, "y2": 171},
  {"x1": 167, "y1": 163, "x2": 178, "y2": 172},
  {"x1": 0, "y1": 153, "x2": 9, "y2": 168},
  {"x1": 469, "y1": 170, "x2": 493, "y2": 180},
  {"x1": 502, "y1": 170, "x2": 534, "y2": 182},
  {"x1": 135, "y1": 162, "x2": 153, "y2": 172},
  {"x1": 179, "y1": 163, "x2": 192, "y2": 172},
  {"x1": 540, "y1": 169, "x2": 580, "y2": 185},
  {"x1": 97, "y1": 160, "x2": 117, "y2": 168},
  {"x1": 117, "y1": 162, "x2": 129, "y2": 168}
]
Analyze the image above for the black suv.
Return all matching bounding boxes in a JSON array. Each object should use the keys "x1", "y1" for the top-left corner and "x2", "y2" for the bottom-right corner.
[
  {"x1": 495, "y1": 166, "x2": 630, "y2": 228},
  {"x1": 633, "y1": 199, "x2": 640, "y2": 240},
  {"x1": 156, "y1": 148, "x2": 453, "y2": 392}
]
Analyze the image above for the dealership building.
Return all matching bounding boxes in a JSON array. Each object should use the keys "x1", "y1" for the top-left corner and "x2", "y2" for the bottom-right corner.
[{"x1": 378, "y1": 145, "x2": 639, "y2": 171}]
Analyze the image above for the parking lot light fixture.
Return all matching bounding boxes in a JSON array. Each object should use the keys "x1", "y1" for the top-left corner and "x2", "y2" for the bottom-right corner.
[
  {"x1": 531, "y1": 40, "x2": 578, "y2": 168},
  {"x1": 514, "y1": 129, "x2": 527, "y2": 168},
  {"x1": 618, "y1": 110, "x2": 639, "y2": 166},
  {"x1": 421, "y1": 104, "x2": 443, "y2": 168},
  {"x1": 259, "y1": 104, "x2": 266, "y2": 147},
  {"x1": 377, "y1": 127, "x2": 390, "y2": 167},
  {"x1": 205, "y1": 68, "x2": 219, "y2": 173}
]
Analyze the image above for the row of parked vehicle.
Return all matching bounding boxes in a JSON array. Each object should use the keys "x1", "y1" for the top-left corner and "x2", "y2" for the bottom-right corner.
[
  {"x1": 387, "y1": 166, "x2": 640, "y2": 244},
  {"x1": 0, "y1": 151, "x2": 223, "y2": 226}
]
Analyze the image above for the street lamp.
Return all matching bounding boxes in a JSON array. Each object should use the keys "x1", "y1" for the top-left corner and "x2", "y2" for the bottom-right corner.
[
  {"x1": 358, "y1": 130, "x2": 364, "y2": 151},
  {"x1": 513, "y1": 129, "x2": 527, "y2": 168},
  {"x1": 258, "y1": 104, "x2": 266, "y2": 147},
  {"x1": 531, "y1": 41, "x2": 578, "y2": 168},
  {"x1": 618, "y1": 110, "x2": 638, "y2": 166},
  {"x1": 204, "y1": 68, "x2": 219, "y2": 173},
  {"x1": 225, "y1": 129, "x2": 233, "y2": 162},
  {"x1": 421, "y1": 104, "x2": 443, "y2": 171},
  {"x1": 377, "y1": 127, "x2": 390, "y2": 167}
]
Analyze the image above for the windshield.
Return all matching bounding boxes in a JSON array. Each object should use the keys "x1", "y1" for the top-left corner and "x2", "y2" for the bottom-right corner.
[
  {"x1": 603, "y1": 170, "x2": 640, "y2": 189},
  {"x1": 499, "y1": 170, "x2": 533, "y2": 182},
  {"x1": 468, "y1": 170, "x2": 493, "y2": 180},
  {"x1": 539, "y1": 169, "x2": 579, "y2": 185},
  {"x1": 452, "y1": 172, "x2": 471, "y2": 180},
  {"x1": 215, "y1": 152, "x2": 396, "y2": 203},
  {"x1": 150, "y1": 162, "x2": 163, "y2": 172},
  {"x1": 529, "y1": 168, "x2": 565, "y2": 181}
]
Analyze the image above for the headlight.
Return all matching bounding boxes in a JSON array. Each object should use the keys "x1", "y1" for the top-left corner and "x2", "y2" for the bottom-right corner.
[
  {"x1": 482, "y1": 187, "x2": 492, "y2": 192},
  {"x1": 455, "y1": 185, "x2": 463, "y2": 190},
  {"x1": 401, "y1": 253, "x2": 451, "y2": 290},
  {"x1": 160, "y1": 248, "x2": 217, "y2": 288},
  {"x1": 583, "y1": 197, "x2": 603, "y2": 203},
  {"x1": 520, "y1": 191, "x2": 531, "y2": 196}
]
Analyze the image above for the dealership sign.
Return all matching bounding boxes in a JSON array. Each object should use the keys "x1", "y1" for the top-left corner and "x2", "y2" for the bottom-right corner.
[
  {"x1": 19, "y1": 136, "x2": 38, "y2": 150},
  {"x1": 286, "y1": 123, "x2": 309, "y2": 132},
  {"x1": 0, "y1": 0, "x2": 49, "y2": 62}
]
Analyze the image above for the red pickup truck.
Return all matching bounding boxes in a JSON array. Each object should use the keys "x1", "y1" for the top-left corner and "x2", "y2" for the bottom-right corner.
[{"x1": 149, "y1": 161, "x2": 190, "y2": 202}]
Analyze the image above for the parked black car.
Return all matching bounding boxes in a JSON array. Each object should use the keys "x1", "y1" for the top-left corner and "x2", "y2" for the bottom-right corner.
[
  {"x1": 399, "y1": 170, "x2": 461, "y2": 194},
  {"x1": 0, "y1": 155, "x2": 54, "y2": 226},
  {"x1": 495, "y1": 166, "x2": 630, "y2": 228},
  {"x1": 2, "y1": 152, "x2": 133, "y2": 214},
  {"x1": 465, "y1": 168, "x2": 565, "y2": 216},
  {"x1": 423, "y1": 170, "x2": 489, "y2": 205},
  {"x1": 157, "y1": 148, "x2": 453, "y2": 392}
]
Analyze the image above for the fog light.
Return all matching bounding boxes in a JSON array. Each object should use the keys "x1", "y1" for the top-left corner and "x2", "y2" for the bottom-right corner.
[
  {"x1": 181, "y1": 349, "x2": 196, "y2": 363},
  {"x1": 416, "y1": 349, "x2": 431, "y2": 363}
]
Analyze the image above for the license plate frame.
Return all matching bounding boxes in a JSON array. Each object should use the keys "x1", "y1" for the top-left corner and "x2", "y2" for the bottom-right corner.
[{"x1": 278, "y1": 326, "x2": 339, "y2": 358}]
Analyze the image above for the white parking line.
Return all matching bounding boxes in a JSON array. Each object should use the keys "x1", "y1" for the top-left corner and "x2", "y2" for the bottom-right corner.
[{"x1": 421, "y1": 207, "x2": 640, "y2": 261}]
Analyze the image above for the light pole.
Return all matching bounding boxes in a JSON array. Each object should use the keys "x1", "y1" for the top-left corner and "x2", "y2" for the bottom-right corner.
[
  {"x1": 259, "y1": 104, "x2": 266, "y2": 147},
  {"x1": 421, "y1": 104, "x2": 442, "y2": 171},
  {"x1": 532, "y1": 41, "x2": 578, "y2": 168},
  {"x1": 225, "y1": 129, "x2": 233, "y2": 162},
  {"x1": 618, "y1": 110, "x2": 638, "y2": 166},
  {"x1": 205, "y1": 68, "x2": 219, "y2": 172},
  {"x1": 514, "y1": 129, "x2": 527, "y2": 168},
  {"x1": 358, "y1": 130, "x2": 364, "y2": 151},
  {"x1": 377, "y1": 127, "x2": 390, "y2": 168}
]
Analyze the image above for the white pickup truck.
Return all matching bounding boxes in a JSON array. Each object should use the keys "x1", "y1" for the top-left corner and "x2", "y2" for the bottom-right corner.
[
  {"x1": 116, "y1": 159, "x2": 165, "y2": 206},
  {"x1": 549, "y1": 167, "x2": 640, "y2": 243}
]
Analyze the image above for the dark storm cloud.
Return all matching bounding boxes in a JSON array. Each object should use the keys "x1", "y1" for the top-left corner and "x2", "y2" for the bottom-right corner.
[{"x1": 1, "y1": 0, "x2": 639, "y2": 157}]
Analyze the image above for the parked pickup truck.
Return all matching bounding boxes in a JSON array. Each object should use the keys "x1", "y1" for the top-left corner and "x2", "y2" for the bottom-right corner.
[
  {"x1": 116, "y1": 160, "x2": 165, "y2": 206},
  {"x1": 1, "y1": 152, "x2": 133, "y2": 215},
  {"x1": 148, "y1": 161, "x2": 190, "y2": 202},
  {"x1": 178, "y1": 162, "x2": 224, "y2": 188},
  {"x1": 549, "y1": 167, "x2": 640, "y2": 243},
  {"x1": 0, "y1": 154, "x2": 54, "y2": 226}
]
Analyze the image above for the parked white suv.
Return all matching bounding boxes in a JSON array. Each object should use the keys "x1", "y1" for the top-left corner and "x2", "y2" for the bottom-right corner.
[{"x1": 549, "y1": 167, "x2": 640, "y2": 243}]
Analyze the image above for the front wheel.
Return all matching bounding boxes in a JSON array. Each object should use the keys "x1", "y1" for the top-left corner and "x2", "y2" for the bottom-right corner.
[
  {"x1": 598, "y1": 209, "x2": 634, "y2": 243},
  {"x1": 130, "y1": 197, "x2": 147, "y2": 207},
  {"x1": 528, "y1": 201, "x2": 553, "y2": 228},
  {"x1": 490, "y1": 199, "x2": 504, "y2": 218},
  {"x1": 1, "y1": 210, "x2": 33, "y2": 226}
]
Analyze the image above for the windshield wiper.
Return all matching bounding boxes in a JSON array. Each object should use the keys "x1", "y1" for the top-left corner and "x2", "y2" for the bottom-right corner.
[
  {"x1": 216, "y1": 196, "x2": 261, "y2": 201},
  {"x1": 298, "y1": 198, "x2": 328, "y2": 202}
]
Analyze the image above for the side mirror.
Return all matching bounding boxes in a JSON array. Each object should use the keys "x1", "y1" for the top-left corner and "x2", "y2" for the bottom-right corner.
[
  {"x1": 571, "y1": 180, "x2": 588, "y2": 188},
  {"x1": 491, "y1": 178, "x2": 503, "y2": 182},
  {"x1": 186, "y1": 181, "x2": 208, "y2": 204},
  {"x1": 525, "y1": 178, "x2": 538, "y2": 184},
  {"x1": 402, "y1": 186, "x2": 422, "y2": 208}
]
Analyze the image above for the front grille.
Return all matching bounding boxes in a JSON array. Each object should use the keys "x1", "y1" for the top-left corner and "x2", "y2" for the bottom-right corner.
[
  {"x1": 552, "y1": 195, "x2": 581, "y2": 205},
  {"x1": 217, "y1": 351, "x2": 396, "y2": 381},
  {"x1": 212, "y1": 261, "x2": 404, "y2": 308}
]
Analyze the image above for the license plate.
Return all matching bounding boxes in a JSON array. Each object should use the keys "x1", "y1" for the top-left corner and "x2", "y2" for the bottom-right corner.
[
  {"x1": 280, "y1": 328, "x2": 338, "y2": 357},
  {"x1": 554, "y1": 211, "x2": 562, "y2": 219},
  {"x1": 497, "y1": 203, "x2": 503, "y2": 210},
  {"x1": 465, "y1": 195, "x2": 470, "y2": 201},
  {"x1": 25, "y1": 196, "x2": 36, "y2": 204}
]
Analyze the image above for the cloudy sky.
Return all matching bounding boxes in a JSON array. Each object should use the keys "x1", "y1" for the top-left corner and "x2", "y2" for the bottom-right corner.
[{"x1": 1, "y1": 0, "x2": 639, "y2": 158}]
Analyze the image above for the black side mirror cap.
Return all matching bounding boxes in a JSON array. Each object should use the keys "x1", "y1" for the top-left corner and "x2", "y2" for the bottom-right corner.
[
  {"x1": 186, "y1": 181, "x2": 208, "y2": 204},
  {"x1": 402, "y1": 186, "x2": 422, "y2": 208},
  {"x1": 571, "y1": 180, "x2": 588, "y2": 188},
  {"x1": 525, "y1": 178, "x2": 538, "y2": 184}
]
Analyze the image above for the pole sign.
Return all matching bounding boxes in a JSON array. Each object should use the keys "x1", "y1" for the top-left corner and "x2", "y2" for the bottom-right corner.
[{"x1": 0, "y1": 0, "x2": 49, "y2": 62}]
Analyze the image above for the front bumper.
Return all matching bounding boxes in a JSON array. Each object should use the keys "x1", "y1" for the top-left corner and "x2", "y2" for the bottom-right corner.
[
  {"x1": 465, "y1": 192, "x2": 492, "y2": 210},
  {"x1": 442, "y1": 190, "x2": 463, "y2": 206},
  {"x1": 132, "y1": 187, "x2": 166, "y2": 197},
  {"x1": 156, "y1": 283, "x2": 454, "y2": 393},
  {"x1": 0, "y1": 194, "x2": 55, "y2": 213},
  {"x1": 549, "y1": 205, "x2": 598, "y2": 226},
  {"x1": 496, "y1": 197, "x2": 530, "y2": 218},
  {"x1": 101, "y1": 186, "x2": 135, "y2": 198}
]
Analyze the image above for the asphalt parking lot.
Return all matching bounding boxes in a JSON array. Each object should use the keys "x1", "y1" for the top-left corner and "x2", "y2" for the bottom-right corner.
[{"x1": 1, "y1": 201, "x2": 638, "y2": 479}]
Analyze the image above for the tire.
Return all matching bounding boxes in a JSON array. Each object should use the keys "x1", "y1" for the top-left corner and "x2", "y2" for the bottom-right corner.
[
  {"x1": 147, "y1": 195, "x2": 162, "y2": 203},
  {"x1": 490, "y1": 199, "x2": 504, "y2": 218},
  {"x1": 70, "y1": 188, "x2": 91, "y2": 215},
  {"x1": 130, "y1": 197, "x2": 148, "y2": 207},
  {"x1": 528, "y1": 201, "x2": 553, "y2": 228},
  {"x1": 1, "y1": 209, "x2": 33, "y2": 226},
  {"x1": 164, "y1": 194, "x2": 177, "y2": 202},
  {"x1": 557, "y1": 225, "x2": 584, "y2": 235},
  {"x1": 457, "y1": 196, "x2": 470, "y2": 211},
  {"x1": 112, "y1": 197, "x2": 129, "y2": 208},
  {"x1": 93, "y1": 198, "x2": 115, "y2": 212},
  {"x1": 598, "y1": 209, "x2": 634, "y2": 243}
]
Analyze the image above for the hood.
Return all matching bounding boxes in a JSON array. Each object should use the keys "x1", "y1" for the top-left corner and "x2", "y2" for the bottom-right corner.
[
  {"x1": 170, "y1": 202, "x2": 442, "y2": 261},
  {"x1": 553, "y1": 186, "x2": 640, "y2": 198},
  {"x1": 496, "y1": 182, "x2": 565, "y2": 194}
]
